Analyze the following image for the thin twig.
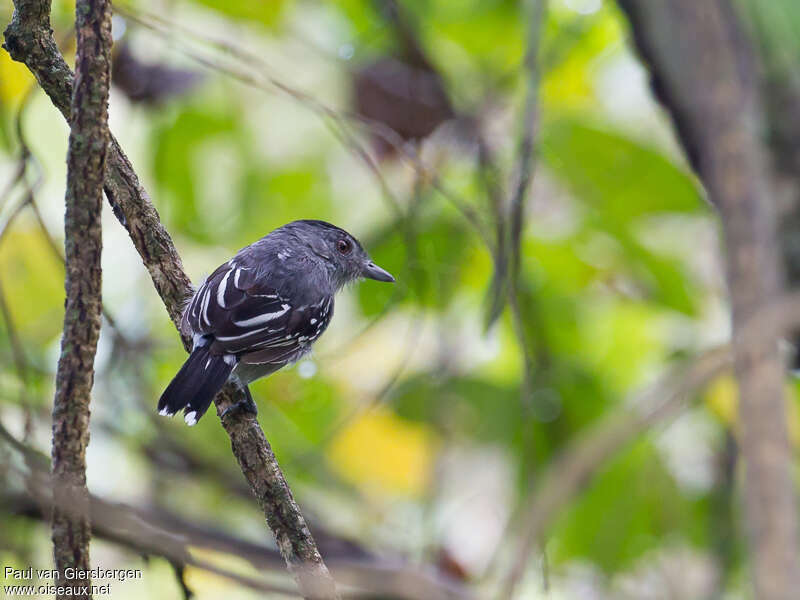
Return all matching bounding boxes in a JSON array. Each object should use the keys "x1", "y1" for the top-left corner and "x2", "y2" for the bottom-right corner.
[
  {"x1": 0, "y1": 276, "x2": 33, "y2": 439},
  {"x1": 509, "y1": 0, "x2": 545, "y2": 294},
  {"x1": 510, "y1": 0, "x2": 546, "y2": 383},
  {"x1": 0, "y1": 192, "x2": 30, "y2": 244},
  {"x1": 0, "y1": 160, "x2": 26, "y2": 213},
  {"x1": 478, "y1": 136, "x2": 509, "y2": 328},
  {"x1": 499, "y1": 288, "x2": 800, "y2": 598},
  {"x1": 506, "y1": 0, "x2": 547, "y2": 485},
  {"x1": 25, "y1": 183, "x2": 133, "y2": 348},
  {"x1": 0, "y1": 464, "x2": 300, "y2": 597},
  {"x1": 168, "y1": 561, "x2": 194, "y2": 600},
  {"x1": 114, "y1": 3, "x2": 494, "y2": 247},
  {"x1": 0, "y1": 424, "x2": 471, "y2": 600},
  {"x1": 499, "y1": 346, "x2": 732, "y2": 599}
]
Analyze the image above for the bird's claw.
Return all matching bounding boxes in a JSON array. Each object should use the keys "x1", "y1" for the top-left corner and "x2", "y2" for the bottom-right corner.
[{"x1": 221, "y1": 390, "x2": 258, "y2": 419}]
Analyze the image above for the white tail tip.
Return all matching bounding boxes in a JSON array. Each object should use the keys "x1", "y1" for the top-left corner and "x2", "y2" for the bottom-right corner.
[
  {"x1": 159, "y1": 407, "x2": 173, "y2": 417},
  {"x1": 184, "y1": 411, "x2": 198, "y2": 426}
]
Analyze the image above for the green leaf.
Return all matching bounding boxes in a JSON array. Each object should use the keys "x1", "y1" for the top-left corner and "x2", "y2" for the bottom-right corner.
[
  {"x1": 187, "y1": 0, "x2": 289, "y2": 28},
  {"x1": 237, "y1": 163, "x2": 333, "y2": 247},
  {"x1": 151, "y1": 107, "x2": 238, "y2": 242},
  {"x1": 551, "y1": 439, "x2": 706, "y2": 573},
  {"x1": 541, "y1": 118, "x2": 704, "y2": 221},
  {"x1": 357, "y1": 214, "x2": 474, "y2": 314}
]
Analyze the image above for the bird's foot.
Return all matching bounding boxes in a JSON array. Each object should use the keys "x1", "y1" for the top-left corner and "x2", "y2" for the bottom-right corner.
[{"x1": 221, "y1": 386, "x2": 258, "y2": 419}]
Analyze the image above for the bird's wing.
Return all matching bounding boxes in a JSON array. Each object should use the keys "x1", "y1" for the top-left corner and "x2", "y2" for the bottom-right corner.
[{"x1": 184, "y1": 259, "x2": 333, "y2": 359}]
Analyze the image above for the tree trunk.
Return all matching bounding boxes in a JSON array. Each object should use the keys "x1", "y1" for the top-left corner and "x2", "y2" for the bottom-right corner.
[{"x1": 618, "y1": 2, "x2": 800, "y2": 598}]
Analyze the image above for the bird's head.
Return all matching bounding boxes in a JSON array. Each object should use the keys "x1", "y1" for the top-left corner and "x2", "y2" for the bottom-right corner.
[{"x1": 286, "y1": 220, "x2": 395, "y2": 289}]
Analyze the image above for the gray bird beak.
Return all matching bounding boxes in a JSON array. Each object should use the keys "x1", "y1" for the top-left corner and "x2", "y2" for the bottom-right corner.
[{"x1": 362, "y1": 261, "x2": 395, "y2": 283}]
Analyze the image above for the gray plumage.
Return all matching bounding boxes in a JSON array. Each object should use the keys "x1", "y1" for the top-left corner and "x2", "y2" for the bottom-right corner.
[{"x1": 158, "y1": 220, "x2": 394, "y2": 425}]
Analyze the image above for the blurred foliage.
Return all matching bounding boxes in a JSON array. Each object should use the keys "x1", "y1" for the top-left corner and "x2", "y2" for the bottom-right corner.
[
  {"x1": 2, "y1": 0, "x2": 799, "y2": 598},
  {"x1": 328, "y1": 407, "x2": 438, "y2": 496},
  {"x1": 188, "y1": 0, "x2": 289, "y2": 28}
]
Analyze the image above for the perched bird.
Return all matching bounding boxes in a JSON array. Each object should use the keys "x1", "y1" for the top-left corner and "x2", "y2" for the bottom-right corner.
[{"x1": 158, "y1": 220, "x2": 395, "y2": 425}]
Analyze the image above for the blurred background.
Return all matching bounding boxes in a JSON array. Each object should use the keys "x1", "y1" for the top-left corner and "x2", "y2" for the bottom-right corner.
[{"x1": 1, "y1": 0, "x2": 799, "y2": 598}]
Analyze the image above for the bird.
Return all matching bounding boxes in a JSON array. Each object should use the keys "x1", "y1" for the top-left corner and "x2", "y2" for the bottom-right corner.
[{"x1": 158, "y1": 220, "x2": 395, "y2": 426}]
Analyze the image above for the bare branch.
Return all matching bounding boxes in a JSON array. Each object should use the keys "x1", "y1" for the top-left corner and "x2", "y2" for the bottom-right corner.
[
  {"x1": 0, "y1": 276, "x2": 33, "y2": 439},
  {"x1": 167, "y1": 562, "x2": 194, "y2": 600},
  {"x1": 47, "y1": 0, "x2": 112, "y2": 595}
]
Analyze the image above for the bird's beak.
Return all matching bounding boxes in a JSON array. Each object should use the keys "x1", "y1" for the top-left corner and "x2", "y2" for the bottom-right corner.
[{"x1": 362, "y1": 261, "x2": 395, "y2": 283}]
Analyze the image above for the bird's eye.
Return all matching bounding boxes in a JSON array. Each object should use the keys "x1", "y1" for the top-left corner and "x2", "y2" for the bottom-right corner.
[{"x1": 336, "y1": 239, "x2": 352, "y2": 255}]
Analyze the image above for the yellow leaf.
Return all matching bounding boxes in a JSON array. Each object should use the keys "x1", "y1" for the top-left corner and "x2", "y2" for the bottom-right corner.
[
  {"x1": 183, "y1": 546, "x2": 260, "y2": 599},
  {"x1": 704, "y1": 374, "x2": 738, "y2": 427},
  {"x1": 327, "y1": 407, "x2": 437, "y2": 497},
  {"x1": 541, "y1": 12, "x2": 622, "y2": 111},
  {"x1": 0, "y1": 227, "x2": 64, "y2": 341},
  {"x1": 542, "y1": 53, "x2": 593, "y2": 110},
  {"x1": 0, "y1": 49, "x2": 35, "y2": 105}
]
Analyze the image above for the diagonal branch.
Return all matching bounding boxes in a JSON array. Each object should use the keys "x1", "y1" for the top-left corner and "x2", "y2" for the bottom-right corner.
[
  {"x1": 3, "y1": 2, "x2": 338, "y2": 598},
  {"x1": 501, "y1": 346, "x2": 733, "y2": 598}
]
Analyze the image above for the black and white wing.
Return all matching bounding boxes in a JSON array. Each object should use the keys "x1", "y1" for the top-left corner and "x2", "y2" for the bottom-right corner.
[{"x1": 182, "y1": 257, "x2": 333, "y2": 365}]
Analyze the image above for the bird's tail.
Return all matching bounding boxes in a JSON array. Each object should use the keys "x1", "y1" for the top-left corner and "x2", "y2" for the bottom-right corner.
[{"x1": 158, "y1": 347, "x2": 234, "y2": 426}]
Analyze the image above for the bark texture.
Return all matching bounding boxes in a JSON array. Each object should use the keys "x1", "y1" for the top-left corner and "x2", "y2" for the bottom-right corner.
[
  {"x1": 4, "y1": 2, "x2": 338, "y2": 597},
  {"x1": 617, "y1": 2, "x2": 800, "y2": 598},
  {"x1": 746, "y1": 11, "x2": 800, "y2": 367},
  {"x1": 48, "y1": 0, "x2": 113, "y2": 596}
]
